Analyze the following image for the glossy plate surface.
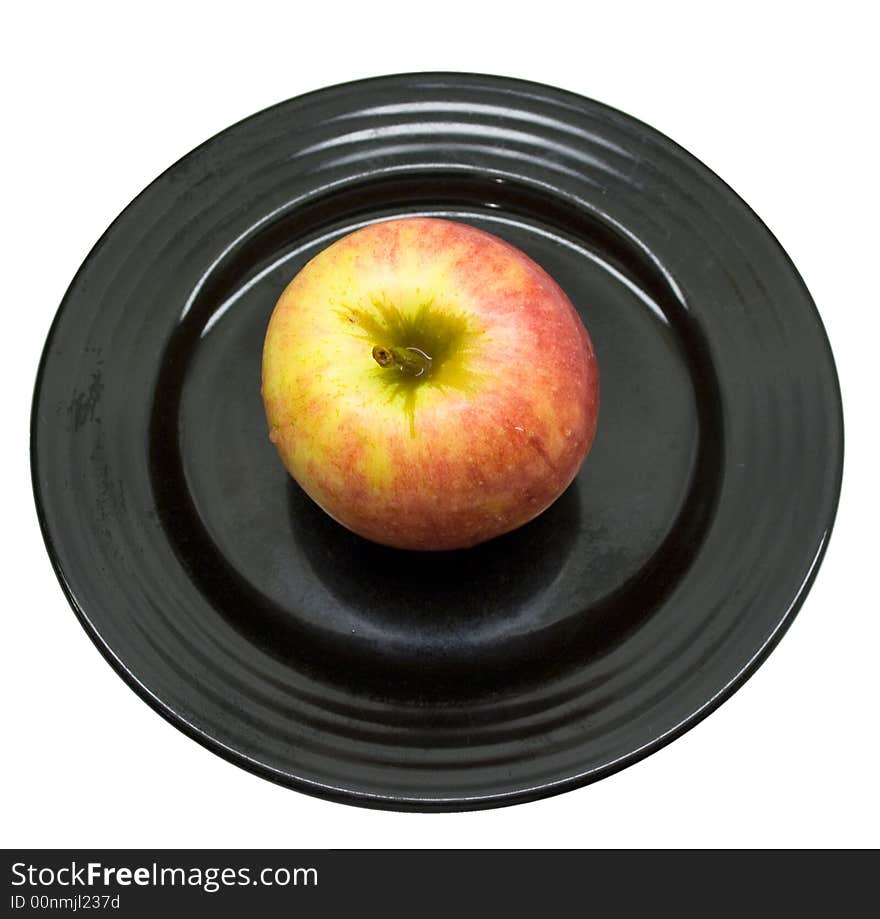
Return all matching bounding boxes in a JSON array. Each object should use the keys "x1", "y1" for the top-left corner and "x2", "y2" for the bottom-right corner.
[{"x1": 32, "y1": 74, "x2": 843, "y2": 809}]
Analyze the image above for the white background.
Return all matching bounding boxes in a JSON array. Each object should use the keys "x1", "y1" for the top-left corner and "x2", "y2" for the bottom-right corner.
[{"x1": 3, "y1": 1, "x2": 877, "y2": 848}]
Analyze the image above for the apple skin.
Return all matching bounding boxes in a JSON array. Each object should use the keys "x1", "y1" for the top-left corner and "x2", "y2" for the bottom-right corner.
[{"x1": 262, "y1": 217, "x2": 599, "y2": 550}]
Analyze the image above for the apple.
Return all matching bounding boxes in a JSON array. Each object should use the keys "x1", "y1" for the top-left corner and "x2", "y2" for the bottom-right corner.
[{"x1": 261, "y1": 217, "x2": 599, "y2": 550}]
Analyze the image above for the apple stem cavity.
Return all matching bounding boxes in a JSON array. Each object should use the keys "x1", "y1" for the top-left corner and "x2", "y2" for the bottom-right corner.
[{"x1": 372, "y1": 344, "x2": 433, "y2": 378}]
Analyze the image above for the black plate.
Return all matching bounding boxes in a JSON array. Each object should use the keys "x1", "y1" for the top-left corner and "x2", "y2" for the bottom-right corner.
[{"x1": 31, "y1": 73, "x2": 843, "y2": 810}]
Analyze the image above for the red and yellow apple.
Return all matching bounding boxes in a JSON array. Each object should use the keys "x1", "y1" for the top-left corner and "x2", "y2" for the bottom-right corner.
[{"x1": 261, "y1": 217, "x2": 598, "y2": 550}]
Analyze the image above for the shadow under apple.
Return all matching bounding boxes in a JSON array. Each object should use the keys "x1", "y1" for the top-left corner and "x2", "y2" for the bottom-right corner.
[{"x1": 287, "y1": 476, "x2": 584, "y2": 697}]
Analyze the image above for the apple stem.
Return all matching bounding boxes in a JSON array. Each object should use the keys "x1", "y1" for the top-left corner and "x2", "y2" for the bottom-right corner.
[{"x1": 372, "y1": 345, "x2": 433, "y2": 378}]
